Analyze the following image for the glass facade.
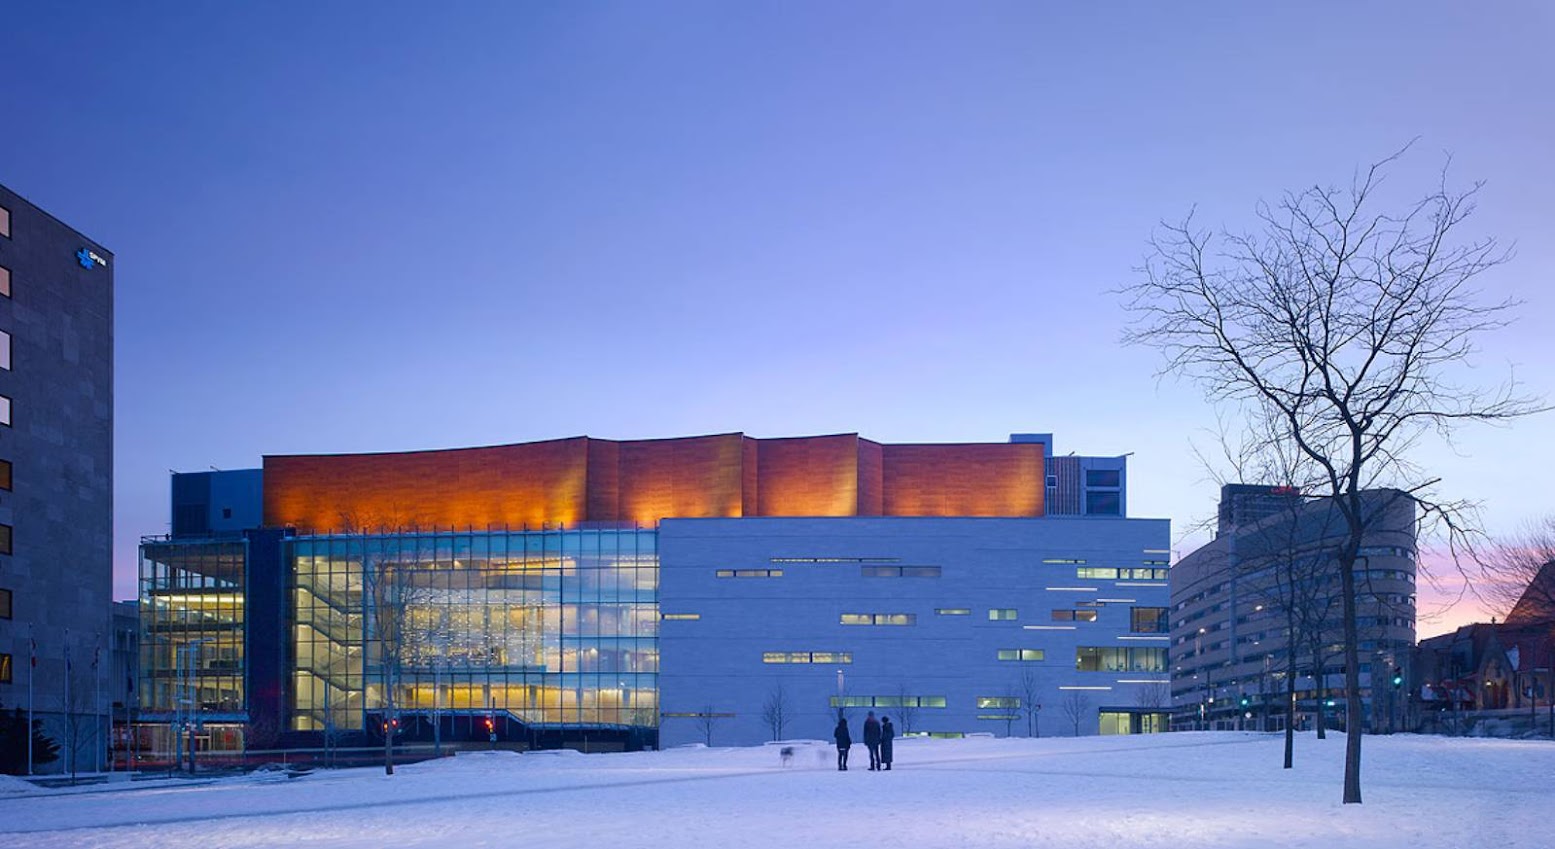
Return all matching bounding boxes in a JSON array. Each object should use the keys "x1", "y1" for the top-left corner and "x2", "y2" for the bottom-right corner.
[
  {"x1": 139, "y1": 539, "x2": 249, "y2": 756},
  {"x1": 289, "y1": 528, "x2": 659, "y2": 735}
]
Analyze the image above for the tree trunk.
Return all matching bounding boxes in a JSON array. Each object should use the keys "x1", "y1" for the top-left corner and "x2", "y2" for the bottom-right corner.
[
  {"x1": 1284, "y1": 632, "x2": 1296, "y2": 769},
  {"x1": 1339, "y1": 553, "x2": 1362, "y2": 804}
]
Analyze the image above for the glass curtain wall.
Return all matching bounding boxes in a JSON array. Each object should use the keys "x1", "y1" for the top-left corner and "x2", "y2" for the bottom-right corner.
[
  {"x1": 290, "y1": 528, "x2": 658, "y2": 735},
  {"x1": 138, "y1": 539, "x2": 248, "y2": 755}
]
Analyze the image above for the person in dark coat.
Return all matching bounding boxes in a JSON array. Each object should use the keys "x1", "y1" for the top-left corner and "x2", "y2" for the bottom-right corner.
[
  {"x1": 833, "y1": 717, "x2": 852, "y2": 771},
  {"x1": 862, "y1": 711, "x2": 882, "y2": 770},
  {"x1": 879, "y1": 716, "x2": 895, "y2": 770}
]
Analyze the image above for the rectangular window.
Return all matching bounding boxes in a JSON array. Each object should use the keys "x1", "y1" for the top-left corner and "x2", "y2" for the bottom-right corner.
[
  {"x1": 0, "y1": 329, "x2": 10, "y2": 370},
  {"x1": 1131, "y1": 607, "x2": 1169, "y2": 634},
  {"x1": 841, "y1": 613, "x2": 916, "y2": 626},
  {"x1": 977, "y1": 696, "x2": 1020, "y2": 709},
  {"x1": 862, "y1": 565, "x2": 943, "y2": 578},
  {"x1": 0, "y1": 459, "x2": 10, "y2": 490},
  {"x1": 661, "y1": 613, "x2": 700, "y2": 621},
  {"x1": 0, "y1": 395, "x2": 10, "y2": 426},
  {"x1": 0, "y1": 265, "x2": 8, "y2": 297},
  {"x1": 936, "y1": 608, "x2": 971, "y2": 616},
  {"x1": 0, "y1": 587, "x2": 10, "y2": 618},
  {"x1": 0, "y1": 653, "x2": 10, "y2": 684},
  {"x1": 1075, "y1": 646, "x2": 1166, "y2": 672},
  {"x1": 0, "y1": 523, "x2": 10, "y2": 555},
  {"x1": 1086, "y1": 491, "x2": 1122, "y2": 515},
  {"x1": 0, "y1": 205, "x2": 9, "y2": 238},
  {"x1": 988, "y1": 608, "x2": 1018, "y2": 621},
  {"x1": 1086, "y1": 469, "x2": 1121, "y2": 488},
  {"x1": 1054, "y1": 609, "x2": 1098, "y2": 622},
  {"x1": 1077, "y1": 567, "x2": 1119, "y2": 580},
  {"x1": 715, "y1": 568, "x2": 783, "y2": 578},
  {"x1": 1042, "y1": 558, "x2": 1086, "y2": 564},
  {"x1": 763, "y1": 651, "x2": 853, "y2": 664},
  {"x1": 770, "y1": 556, "x2": 898, "y2": 563},
  {"x1": 997, "y1": 649, "x2": 1045, "y2": 662}
]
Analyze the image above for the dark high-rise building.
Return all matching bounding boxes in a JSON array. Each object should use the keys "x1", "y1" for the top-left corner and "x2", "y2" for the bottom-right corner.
[{"x1": 0, "y1": 183, "x2": 114, "y2": 773}]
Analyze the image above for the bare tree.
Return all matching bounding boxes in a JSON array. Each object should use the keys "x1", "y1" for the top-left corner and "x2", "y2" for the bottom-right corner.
[
  {"x1": 760, "y1": 685, "x2": 791, "y2": 741},
  {"x1": 997, "y1": 684, "x2": 1020, "y2": 738},
  {"x1": 1060, "y1": 691, "x2": 1090, "y2": 737},
  {"x1": 1123, "y1": 148, "x2": 1545, "y2": 803},
  {"x1": 694, "y1": 704, "x2": 724, "y2": 747},
  {"x1": 1135, "y1": 682, "x2": 1169, "y2": 716},
  {"x1": 1483, "y1": 517, "x2": 1555, "y2": 622},
  {"x1": 1017, "y1": 668, "x2": 1043, "y2": 738},
  {"x1": 363, "y1": 543, "x2": 432, "y2": 776},
  {"x1": 893, "y1": 684, "x2": 920, "y2": 736}
]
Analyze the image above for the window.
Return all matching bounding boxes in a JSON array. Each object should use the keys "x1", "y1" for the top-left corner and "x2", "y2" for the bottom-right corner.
[
  {"x1": 0, "y1": 329, "x2": 9, "y2": 370},
  {"x1": 0, "y1": 653, "x2": 10, "y2": 684},
  {"x1": 715, "y1": 568, "x2": 783, "y2": 578},
  {"x1": 661, "y1": 613, "x2": 700, "y2": 621},
  {"x1": 0, "y1": 205, "x2": 9, "y2": 238},
  {"x1": 988, "y1": 608, "x2": 1018, "y2": 621},
  {"x1": 1077, "y1": 567, "x2": 1118, "y2": 580},
  {"x1": 0, "y1": 265, "x2": 9, "y2": 297},
  {"x1": 0, "y1": 459, "x2": 10, "y2": 490},
  {"x1": 831, "y1": 695, "x2": 945, "y2": 709},
  {"x1": 222, "y1": 507, "x2": 233, "y2": 520},
  {"x1": 997, "y1": 649, "x2": 1045, "y2": 661},
  {"x1": 1131, "y1": 607, "x2": 1169, "y2": 634},
  {"x1": 977, "y1": 696, "x2": 1020, "y2": 709},
  {"x1": 1042, "y1": 558, "x2": 1086, "y2": 564},
  {"x1": 0, "y1": 395, "x2": 10, "y2": 426},
  {"x1": 770, "y1": 556, "x2": 898, "y2": 563},
  {"x1": 1086, "y1": 491, "x2": 1121, "y2": 515},
  {"x1": 763, "y1": 651, "x2": 852, "y2": 664},
  {"x1": 862, "y1": 565, "x2": 941, "y2": 578},
  {"x1": 1075, "y1": 646, "x2": 1166, "y2": 672},
  {"x1": 841, "y1": 613, "x2": 916, "y2": 626},
  {"x1": 935, "y1": 608, "x2": 971, "y2": 616},
  {"x1": 0, "y1": 587, "x2": 10, "y2": 618},
  {"x1": 0, "y1": 523, "x2": 10, "y2": 555},
  {"x1": 1086, "y1": 469, "x2": 1121, "y2": 488},
  {"x1": 1052, "y1": 609, "x2": 1097, "y2": 622}
]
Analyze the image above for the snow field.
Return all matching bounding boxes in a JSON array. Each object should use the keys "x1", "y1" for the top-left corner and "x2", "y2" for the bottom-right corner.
[{"x1": 1, "y1": 732, "x2": 1550, "y2": 849}]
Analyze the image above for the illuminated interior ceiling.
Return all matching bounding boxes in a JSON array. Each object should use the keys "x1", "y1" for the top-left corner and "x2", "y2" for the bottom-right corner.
[{"x1": 264, "y1": 433, "x2": 1045, "y2": 532}]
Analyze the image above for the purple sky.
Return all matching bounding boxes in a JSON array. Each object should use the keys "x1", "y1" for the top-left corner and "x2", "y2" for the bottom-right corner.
[{"x1": 3, "y1": 3, "x2": 1551, "y2": 636}]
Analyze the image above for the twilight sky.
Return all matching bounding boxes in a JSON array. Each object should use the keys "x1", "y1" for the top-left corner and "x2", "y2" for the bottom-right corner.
[{"x1": 2, "y1": 2, "x2": 1551, "y2": 636}]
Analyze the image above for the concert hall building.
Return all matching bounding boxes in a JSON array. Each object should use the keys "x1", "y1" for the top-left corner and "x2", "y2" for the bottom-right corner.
[{"x1": 137, "y1": 431, "x2": 1171, "y2": 758}]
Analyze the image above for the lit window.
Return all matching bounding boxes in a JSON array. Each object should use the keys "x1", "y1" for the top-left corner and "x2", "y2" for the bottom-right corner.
[
  {"x1": 1131, "y1": 607, "x2": 1169, "y2": 634},
  {"x1": 1052, "y1": 609, "x2": 1098, "y2": 622},
  {"x1": 0, "y1": 587, "x2": 10, "y2": 618},
  {"x1": 0, "y1": 653, "x2": 11, "y2": 683},
  {"x1": 0, "y1": 329, "x2": 9, "y2": 369},
  {"x1": 661, "y1": 613, "x2": 700, "y2": 621},
  {"x1": 0, "y1": 523, "x2": 10, "y2": 555},
  {"x1": 997, "y1": 649, "x2": 1044, "y2": 661},
  {"x1": 0, "y1": 395, "x2": 9, "y2": 426},
  {"x1": 863, "y1": 565, "x2": 941, "y2": 578},
  {"x1": 0, "y1": 205, "x2": 9, "y2": 238},
  {"x1": 0, "y1": 460, "x2": 10, "y2": 490},
  {"x1": 936, "y1": 608, "x2": 971, "y2": 616},
  {"x1": 0, "y1": 265, "x2": 9, "y2": 297},
  {"x1": 976, "y1": 696, "x2": 1020, "y2": 709},
  {"x1": 716, "y1": 569, "x2": 783, "y2": 578},
  {"x1": 1077, "y1": 567, "x2": 1119, "y2": 580},
  {"x1": 841, "y1": 613, "x2": 916, "y2": 626},
  {"x1": 988, "y1": 608, "x2": 1018, "y2": 621}
]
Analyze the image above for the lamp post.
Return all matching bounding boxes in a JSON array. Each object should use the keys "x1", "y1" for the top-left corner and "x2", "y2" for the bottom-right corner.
[{"x1": 836, "y1": 669, "x2": 845, "y2": 719}]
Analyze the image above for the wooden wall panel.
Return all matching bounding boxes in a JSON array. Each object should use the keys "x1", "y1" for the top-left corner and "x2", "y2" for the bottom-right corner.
[
  {"x1": 881, "y1": 443, "x2": 1044, "y2": 518},
  {"x1": 856, "y1": 439, "x2": 884, "y2": 516},
  {"x1": 263, "y1": 437, "x2": 590, "y2": 533},
  {"x1": 754, "y1": 434, "x2": 860, "y2": 517},
  {"x1": 264, "y1": 433, "x2": 1049, "y2": 532},
  {"x1": 615, "y1": 433, "x2": 746, "y2": 524}
]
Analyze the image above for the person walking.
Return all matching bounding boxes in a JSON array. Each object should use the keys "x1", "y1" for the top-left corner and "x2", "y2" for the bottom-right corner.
[
  {"x1": 833, "y1": 717, "x2": 852, "y2": 771},
  {"x1": 879, "y1": 716, "x2": 895, "y2": 770},
  {"x1": 863, "y1": 711, "x2": 882, "y2": 771}
]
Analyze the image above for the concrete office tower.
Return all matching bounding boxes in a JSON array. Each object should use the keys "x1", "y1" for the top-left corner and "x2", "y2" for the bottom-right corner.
[
  {"x1": 0, "y1": 184, "x2": 115, "y2": 773},
  {"x1": 1169, "y1": 486, "x2": 1416, "y2": 733}
]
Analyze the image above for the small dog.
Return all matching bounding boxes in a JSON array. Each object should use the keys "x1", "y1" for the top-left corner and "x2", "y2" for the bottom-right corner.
[{"x1": 779, "y1": 746, "x2": 794, "y2": 766}]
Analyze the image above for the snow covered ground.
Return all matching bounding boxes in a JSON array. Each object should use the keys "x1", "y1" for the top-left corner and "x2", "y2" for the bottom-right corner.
[{"x1": 2, "y1": 732, "x2": 1551, "y2": 848}]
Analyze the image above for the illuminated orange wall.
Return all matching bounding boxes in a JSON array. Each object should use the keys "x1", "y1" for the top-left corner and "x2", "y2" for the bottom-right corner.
[
  {"x1": 882, "y1": 443, "x2": 1044, "y2": 518},
  {"x1": 263, "y1": 433, "x2": 1045, "y2": 532}
]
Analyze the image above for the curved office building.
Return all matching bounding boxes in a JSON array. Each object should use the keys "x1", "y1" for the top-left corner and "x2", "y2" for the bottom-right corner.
[{"x1": 138, "y1": 431, "x2": 1171, "y2": 761}]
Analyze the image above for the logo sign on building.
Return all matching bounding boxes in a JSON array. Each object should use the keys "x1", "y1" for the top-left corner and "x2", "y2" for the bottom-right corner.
[{"x1": 76, "y1": 248, "x2": 107, "y2": 269}]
